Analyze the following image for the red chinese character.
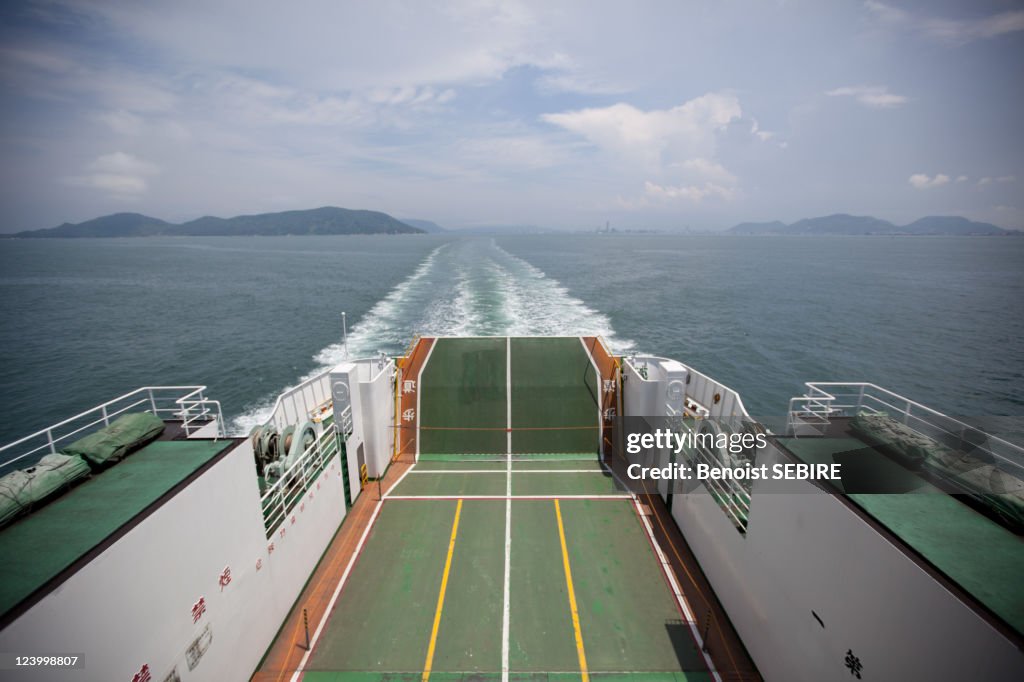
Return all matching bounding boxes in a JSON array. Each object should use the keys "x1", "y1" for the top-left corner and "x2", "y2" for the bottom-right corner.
[
  {"x1": 300, "y1": 502, "x2": 305, "y2": 512},
  {"x1": 255, "y1": 558, "x2": 263, "y2": 571},
  {"x1": 280, "y1": 527, "x2": 286, "y2": 538},
  {"x1": 267, "y1": 542, "x2": 275, "y2": 554},
  {"x1": 132, "y1": 664, "x2": 152, "y2": 682},
  {"x1": 316, "y1": 481, "x2": 321, "y2": 490},
  {"x1": 218, "y1": 566, "x2": 232, "y2": 591},
  {"x1": 191, "y1": 597, "x2": 206, "y2": 623},
  {"x1": 290, "y1": 515, "x2": 296, "y2": 525}
]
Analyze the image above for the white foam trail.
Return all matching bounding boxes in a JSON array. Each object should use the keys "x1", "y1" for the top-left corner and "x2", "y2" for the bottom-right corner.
[
  {"x1": 231, "y1": 244, "x2": 450, "y2": 434},
  {"x1": 229, "y1": 239, "x2": 633, "y2": 434},
  {"x1": 487, "y1": 243, "x2": 635, "y2": 352}
]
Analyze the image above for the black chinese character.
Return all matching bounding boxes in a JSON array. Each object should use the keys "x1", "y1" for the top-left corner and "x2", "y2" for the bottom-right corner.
[{"x1": 844, "y1": 649, "x2": 863, "y2": 679}]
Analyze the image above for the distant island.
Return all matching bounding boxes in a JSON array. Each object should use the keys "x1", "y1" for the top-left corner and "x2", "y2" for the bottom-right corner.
[
  {"x1": 10, "y1": 207, "x2": 425, "y2": 238},
  {"x1": 8, "y1": 209, "x2": 1018, "y2": 238},
  {"x1": 729, "y1": 214, "x2": 1017, "y2": 236},
  {"x1": 398, "y1": 218, "x2": 446, "y2": 233}
]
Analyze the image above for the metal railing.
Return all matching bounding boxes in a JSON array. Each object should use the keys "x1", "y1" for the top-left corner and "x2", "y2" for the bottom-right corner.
[
  {"x1": 260, "y1": 425, "x2": 340, "y2": 537},
  {"x1": 264, "y1": 368, "x2": 334, "y2": 433},
  {"x1": 672, "y1": 416, "x2": 754, "y2": 531},
  {"x1": 338, "y1": 404, "x2": 353, "y2": 437},
  {"x1": 0, "y1": 386, "x2": 225, "y2": 474},
  {"x1": 787, "y1": 382, "x2": 1024, "y2": 478}
]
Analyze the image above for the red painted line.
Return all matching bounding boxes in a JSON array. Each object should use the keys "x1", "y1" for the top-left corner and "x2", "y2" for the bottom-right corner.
[
  {"x1": 290, "y1": 500, "x2": 385, "y2": 681},
  {"x1": 629, "y1": 497, "x2": 720, "y2": 682}
]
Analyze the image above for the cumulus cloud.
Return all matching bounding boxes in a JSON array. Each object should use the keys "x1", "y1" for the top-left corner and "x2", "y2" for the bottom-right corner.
[
  {"x1": 865, "y1": 2, "x2": 1024, "y2": 45},
  {"x1": 65, "y1": 152, "x2": 159, "y2": 196},
  {"x1": 977, "y1": 175, "x2": 1016, "y2": 186},
  {"x1": 671, "y1": 158, "x2": 737, "y2": 184},
  {"x1": 909, "y1": 173, "x2": 951, "y2": 189},
  {"x1": 541, "y1": 92, "x2": 742, "y2": 166},
  {"x1": 643, "y1": 180, "x2": 736, "y2": 203},
  {"x1": 826, "y1": 85, "x2": 908, "y2": 109}
]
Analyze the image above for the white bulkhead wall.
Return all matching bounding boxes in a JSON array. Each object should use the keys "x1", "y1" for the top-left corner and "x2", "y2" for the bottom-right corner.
[
  {"x1": 0, "y1": 437, "x2": 348, "y2": 681},
  {"x1": 673, "y1": 442, "x2": 1024, "y2": 681},
  {"x1": 330, "y1": 359, "x2": 395, "y2": 481},
  {"x1": 330, "y1": 362, "x2": 365, "y2": 503}
]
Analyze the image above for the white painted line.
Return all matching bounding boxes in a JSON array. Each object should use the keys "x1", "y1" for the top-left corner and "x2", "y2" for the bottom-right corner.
[
  {"x1": 506, "y1": 335, "x2": 512, "y2": 456},
  {"x1": 408, "y1": 469, "x2": 606, "y2": 474},
  {"x1": 503, "y1": 336, "x2": 512, "y2": 682},
  {"x1": 290, "y1": 499, "x2": 385, "y2": 682},
  {"x1": 386, "y1": 494, "x2": 632, "y2": 500},
  {"x1": 382, "y1": 463, "x2": 416, "y2": 498},
  {"x1": 579, "y1": 337, "x2": 603, "y2": 454},
  {"x1": 415, "y1": 457, "x2": 602, "y2": 462},
  {"x1": 632, "y1": 497, "x2": 721, "y2": 682},
  {"x1": 416, "y1": 339, "x2": 439, "y2": 461}
]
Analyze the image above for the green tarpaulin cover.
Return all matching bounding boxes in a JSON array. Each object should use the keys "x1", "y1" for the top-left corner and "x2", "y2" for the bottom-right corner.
[
  {"x1": 851, "y1": 413, "x2": 1024, "y2": 529},
  {"x1": 61, "y1": 412, "x2": 165, "y2": 468},
  {"x1": 0, "y1": 454, "x2": 90, "y2": 526}
]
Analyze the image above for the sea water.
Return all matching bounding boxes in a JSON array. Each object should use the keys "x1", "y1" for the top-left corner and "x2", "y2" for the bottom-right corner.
[{"x1": 0, "y1": 233, "x2": 1021, "y2": 447}]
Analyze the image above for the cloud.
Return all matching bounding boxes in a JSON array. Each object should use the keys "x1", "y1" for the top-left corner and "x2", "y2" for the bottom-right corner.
[
  {"x1": 977, "y1": 175, "x2": 1016, "y2": 186},
  {"x1": 65, "y1": 152, "x2": 159, "y2": 196},
  {"x1": 749, "y1": 118, "x2": 775, "y2": 142},
  {"x1": 541, "y1": 92, "x2": 742, "y2": 167},
  {"x1": 865, "y1": 2, "x2": 1024, "y2": 45},
  {"x1": 909, "y1": 173, "x2": 951, "y2": 189},
  {"x1": 672, "y1": 158, "x2": 737, "y2": 184},
  {"x1": 534, "y1": 69, "x2": 627, "y2": 95},
  {"x1": 98, "y1": 110, "x2": 144, "y2": 136},
  {"x1": 826, "y1": 85, "x2": 908, "y2": 109},
  {"x1": 643, "y1": 180, "x2": 736, "y2": 203},
  {"x1": 454, "y1": 134, "x2": 567, "y2": 170}
]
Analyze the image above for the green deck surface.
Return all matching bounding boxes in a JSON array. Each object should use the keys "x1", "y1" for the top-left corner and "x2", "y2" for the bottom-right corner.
[
  {"x1": 301, "y1": 338, "x2": 708, "y2": 680},
  {"x1": 512, "y1": 472, "x2": 625, "y2": 496},
  {"x1": 415, "y1": 460, "x2": 510, "y2": 471},
  {"x1": 512, "y1": 460, "x2": 603, "y2": 471},
  {"x1": 391, "y1": 472, "x2": 508, "y2": 497},
  {"x1": 308, "y1": 498, "x2": 705, "y2": 678},
  {"x1": 420, "y1": 338, "x2": 508, "y2": 455},
  {"x1": 510, "y1": 338, "x2": 600, "y2": 455},
  {"x1": 0, "y1": 438, "x2": 231, "y2": 617},
  {"x1": 780, "y1": 436, "x2": 1024, "y2": 636}
]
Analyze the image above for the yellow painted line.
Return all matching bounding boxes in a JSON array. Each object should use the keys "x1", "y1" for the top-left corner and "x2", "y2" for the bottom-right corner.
[
  {"x1": 555, "y1": 499, "x2": 590, "y2": 682},
  {"x1": 422, "y1": 498, "x2": 463, "y2": 682}
]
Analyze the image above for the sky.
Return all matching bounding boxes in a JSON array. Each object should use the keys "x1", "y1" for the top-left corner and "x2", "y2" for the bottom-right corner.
[{"x1": 0, "y1": 0, "x2": 1022, "y2": 232}]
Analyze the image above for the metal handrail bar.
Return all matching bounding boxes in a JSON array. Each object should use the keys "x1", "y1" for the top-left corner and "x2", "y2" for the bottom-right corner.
[
  {"x1": 260, "y1": 424, "x2": 339, "y2": 535},
  {"x1": 788, "y1": 382, "x2": 1024, "y2": 468},
  {"x1": 339, "y1": 405, "x2": 353, "y2": 436},
  {"x1": 628, "y1": 353, "x2": 752, "y2": 418},
  {"x1": 0, "y1": 386, "x2": 214, "y2": 468},
  {"x1": 262, "y1": 432, "x2": 338, "y2": 533},
  {"x1": 263, "y1": 368, "x2": 334, "y2": 428},
  {"x1": 1, "y1": 398, "x2": 155, "y2": 468},
  {"x1": 177, "y1": 395, "x2": 226, "y2": 437},
  {"x1": 671, "y1": 416, "x2": 751, "y2": 528}
]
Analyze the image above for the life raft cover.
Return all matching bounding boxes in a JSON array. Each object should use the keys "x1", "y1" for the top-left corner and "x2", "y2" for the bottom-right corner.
[
  {"x1": 0, "y1": 454, "x2": 90, "y2": 526},
  {"x1": 61, "y1": 412, "x2": 165, "y2": 468}
]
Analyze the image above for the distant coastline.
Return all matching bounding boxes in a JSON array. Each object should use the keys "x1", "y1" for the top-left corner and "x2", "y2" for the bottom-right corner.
[
  {"x1": 4, "y1": 208, "x2": 1018, "y2": 238},
  {"x1": 727, "y1": 213, "x2": 1017, "y2": 236},
  {"x1": 7, "y1": 206, "x2": 425, "y2": 238}
]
